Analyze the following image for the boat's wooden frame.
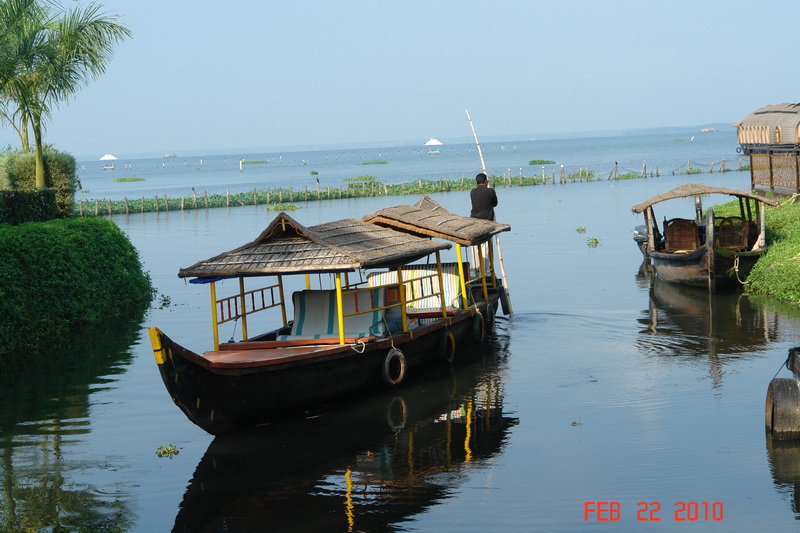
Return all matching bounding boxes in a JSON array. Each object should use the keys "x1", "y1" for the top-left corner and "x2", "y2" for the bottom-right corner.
[
  {"x1": 632, "y1": 184, "x2": 779, "y2": 292},
  {"x1": 149, "y1": 199, "x2": 511, "y2": 435}
]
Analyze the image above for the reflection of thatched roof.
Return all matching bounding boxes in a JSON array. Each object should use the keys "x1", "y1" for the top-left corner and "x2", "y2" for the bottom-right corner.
[
  {"x1": 362, "y1": 196, "x2": 510, "y2": 246},
  {"x1": 631, "y1": 184, "x2": 779, "y2": 214},
  {"x1": 178, "y1": 213, "x2": 451, "y2": 279}
]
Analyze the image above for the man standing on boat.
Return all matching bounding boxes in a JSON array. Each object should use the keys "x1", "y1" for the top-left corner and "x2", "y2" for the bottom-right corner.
[{"x1": 470, "y1": 172, "x2": 497, "y2": 221}]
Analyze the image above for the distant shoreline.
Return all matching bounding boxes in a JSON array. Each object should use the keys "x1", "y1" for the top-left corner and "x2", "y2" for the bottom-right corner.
[{"x1": 75, "y1": 123, "x2": 734, "y2": 162}]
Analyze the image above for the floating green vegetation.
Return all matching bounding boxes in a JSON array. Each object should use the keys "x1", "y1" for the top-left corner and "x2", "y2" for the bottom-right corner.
[
  {"x1": 242, "y1": 160, "x2": 272, "y2": 165},
  {"x1": 613, "y1": 172, "x2": 640, "y2": 180},
  {"x1": 266, "y1": 203, "x2": 300, "y2": 211},
  {"x1": 156, "y1": 443, "x2": 180, "y2": 459},
  {"x1": 358, "y1": 161, "x2": 388, "y2": 165},
  {"x1": 576, "y1": 226, "x2": 586, "y2": 233},
  {"x1": 586, "y1": 237, "x2": 600, "y2": 247},
  {"x1": 673, "y1": 139, "x2": 686, "y2": 142},
  {"x1": 529, "y1": 159, "x2": 556, "y2": 165},
  {"x1": 344, "y1": 175, "x2": 376, "y2": 182},
  {"x1": 157, "y1": 294, "x2": 171, "y2": 309},
  {"x1": 310, "y1": 170, "x2": 319, "y2": 175},
  {"x1": 683, "y1": 167, "x2": 703, "y2": 175},
  {"x1": 114, "y1": 176, "x2": 144, "y2": 182},
  {"x1": 79, "y1": 190, "x2": 90, "y2": 193}
]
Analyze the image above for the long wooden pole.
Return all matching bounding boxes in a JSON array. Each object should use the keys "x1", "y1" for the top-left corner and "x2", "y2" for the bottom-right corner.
[
  {"x1": 465, "y1": 109, "x2": 514, "y2": 316},
  {"x1": 465, "y1": 109, "x2": 487, "y2": 174}
]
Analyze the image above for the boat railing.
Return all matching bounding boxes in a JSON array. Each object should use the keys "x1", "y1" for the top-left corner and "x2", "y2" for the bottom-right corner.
[
  {"x1": 210, "y1": 279, "x2": 286, "y2": 349},
  {"x1": 215, "y1": 283, "x2": 283, "y2": 325}
]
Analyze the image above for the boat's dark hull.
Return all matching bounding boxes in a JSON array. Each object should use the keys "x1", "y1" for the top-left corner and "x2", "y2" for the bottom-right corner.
[
  {"x1": 646, "y1": 245, "x2": 764, "y2": 291},
  {"x1": 150, "y1": 301, "x2": 496, "y2": 435},
  {"x1": 649, "y1": 247, "x2": 711, "y2": 288}
]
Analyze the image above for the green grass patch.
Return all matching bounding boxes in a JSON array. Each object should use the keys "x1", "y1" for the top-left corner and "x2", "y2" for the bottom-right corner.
[
  {"x1": 357, "y1": 161, "x2": 388, "y2": 165},
  {"x1": 529, "y1": 159, "x2": 556, "y2": 165},
  {"x1": 344, "y1": 175, "x2": 376, "y2": 182},
  {"x1": 612, "y1": 172, "x2": 641, "y2": 180},
  {"x1": 266, "y1": 203, "x2": 300, "y2": 211},
  {"x1": 714, "y1": 196, "x2": 800, "y2": 304},
  {"x1": 683, "y1": 167, "x2": 703, "y2": 175},
  {"x1": 310, "y1": 170, "x2": 319, "y2": 175},
  {"x1": 242, "y1": 160, "x2": 272, "y2": 165},
  {"x1": 114, "y1": 176, "x2": 145, "y2": 182}
]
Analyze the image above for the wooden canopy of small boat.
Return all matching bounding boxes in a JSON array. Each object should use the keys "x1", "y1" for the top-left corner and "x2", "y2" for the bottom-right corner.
[
  {"x1": 631, "y1": 184, "x2": 779, "y2": 214},
  {"x1": 362, "y1": 196, "x2": 510, "y2": 246},
  {"x1": 178, "y1": 212, "x2": 451, "y2": 280}
]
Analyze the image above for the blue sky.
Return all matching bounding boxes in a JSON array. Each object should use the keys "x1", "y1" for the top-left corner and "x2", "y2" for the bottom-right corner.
[{"x1": 4, "y1": 0, "x2": 800, "y2": 158}]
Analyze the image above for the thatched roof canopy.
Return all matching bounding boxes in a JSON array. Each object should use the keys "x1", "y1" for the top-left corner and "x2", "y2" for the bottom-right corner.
[
  {"x1": 734, "y1": 103, "x2": 800, "y2": 145},
  {"x1": 631, "y1": 184, "x2": 779, "y2": 214},
  {"x1": 178, "y1": 212, "x2": 451, "y2": 279},
  {"x1": 362, "y1": 196, "x2": 510, "y2": 246}
]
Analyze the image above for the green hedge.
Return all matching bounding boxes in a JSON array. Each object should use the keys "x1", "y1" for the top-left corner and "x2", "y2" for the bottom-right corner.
[
  {"x1": 0, "y1": 150, "x2": 77, "y2": 217},
  {"x1": 0, "y1": 217, "x2": 153, "y2": 355},
  {"x1": 0, "y1": 189, "x2": 57, "y2": 224}
]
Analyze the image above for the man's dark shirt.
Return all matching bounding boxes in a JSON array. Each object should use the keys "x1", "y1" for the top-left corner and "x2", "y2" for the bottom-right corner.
[{"x1": 470, "y1": 183, "x2": 498, "y2": 220}]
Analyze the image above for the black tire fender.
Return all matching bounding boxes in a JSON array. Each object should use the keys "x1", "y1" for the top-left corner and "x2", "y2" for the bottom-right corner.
[
  {"x1": 766, "y1": 378, "x2": 800, "y2": 439},
  {"x1": 382, "y1": 347, "x2": 406, "y2": 386},
  {"x1": 483, "y1": 304, "x2": 496, "y2": 334},
  {"x1": 439, "y1": 329, "x2": 456, "y2": 364},
  {"x1": 472, "y1": 313, "x2": 485, "y2": 345}
]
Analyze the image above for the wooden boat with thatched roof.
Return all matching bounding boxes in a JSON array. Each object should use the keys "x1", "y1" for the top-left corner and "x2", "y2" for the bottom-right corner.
[
  {"x1": 631, "y1": 184, "x2": 778, "y2": 292},
  {"x1": 148, "y1": 199, "x2": 511, "y2": 435}
]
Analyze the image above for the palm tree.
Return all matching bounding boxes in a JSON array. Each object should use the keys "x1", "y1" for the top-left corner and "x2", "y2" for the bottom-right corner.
[
  {"x1": 0, "y1": 0, "x2": 47, "y2": 152},
  {"x1": 0, "y1": 0, "x2": 131, "y2": 187}
]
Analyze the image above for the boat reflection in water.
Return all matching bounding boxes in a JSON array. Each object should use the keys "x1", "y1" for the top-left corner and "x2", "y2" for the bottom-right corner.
[
  {"x1": 637, "y1": 272, "x2": 779, "y2": 386},
  {"x1": 766, "y1": 437, "x2": 800, "y2": 515},
  {"x1": 171, "y1": 333, "x2": 518, "y2": 533}
]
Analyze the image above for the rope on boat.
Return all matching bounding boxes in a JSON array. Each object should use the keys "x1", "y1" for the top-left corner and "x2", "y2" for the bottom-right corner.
[
  {"x1": 351, "y1": 338, "x2": 367, "y2": 353},
  {"x1": 732, "y1": 255, "x2": 747, "y2": 285}
]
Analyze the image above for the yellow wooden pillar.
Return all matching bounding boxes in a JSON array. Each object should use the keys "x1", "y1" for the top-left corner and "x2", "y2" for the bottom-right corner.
[
  {"x1": 335, "y1": 273, "x2": 345, "y2": 344},
  {"x1": 277, "y1": 275, "x2": 287, "y2": 326},
  {"x1": 434, "y1": 250, "x2": 447, "y2": 318},
  {"x1": 397, "y1": 266, "x2": 408, "y2": 332},
  {"x1": 210, "y1": 281, "x2": 220, "y2": 351},
  {"x1": 488, "y1": 241, "x2": 498, "y2": 288},
  {"x1": 238, "y1": 277, "x2": 249, "y2": 341},
  {"x1": 455, "y1": 243, "x2": 469, "y2": 310},
  {"x1": 477, "y1": 244, "x2": 489, "y2": 301}
]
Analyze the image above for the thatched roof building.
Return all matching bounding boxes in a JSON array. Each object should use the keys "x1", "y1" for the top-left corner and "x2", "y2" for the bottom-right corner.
[
  {"x1": 178, "y1": 213, "x2": 451, "y2": 280},
  {"x1": 362, "y1": 196, "x2": 510, "y2": 246},
  {"x1": 734, "y1": 103, "x2": 800, "y2": 152}
]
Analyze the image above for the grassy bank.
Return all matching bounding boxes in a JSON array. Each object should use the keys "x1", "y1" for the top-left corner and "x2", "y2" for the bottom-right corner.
[
  {"x1": 0, "y1": 217, "x2": 153, "y2": 355},
  {"x1": 715, "y1": 196, "x2": 800, "y2": 304},
  {"x1": 745, "y1": 198, "x2": 800, "y2": 303}
]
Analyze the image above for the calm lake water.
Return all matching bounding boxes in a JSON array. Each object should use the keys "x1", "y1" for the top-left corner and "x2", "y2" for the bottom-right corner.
[{"x1": 4, "y1": 130, "x2": 800, "y2": 532}]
